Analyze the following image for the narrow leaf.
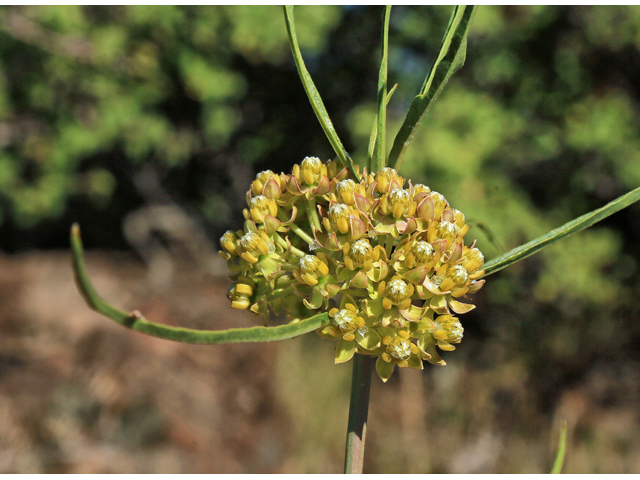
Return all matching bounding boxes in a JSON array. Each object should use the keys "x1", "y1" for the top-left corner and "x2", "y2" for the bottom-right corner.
[
  {"x1": 483, "y1": 186, "x2": 640, "y2": 277},
  {"x1": 283, "y1": 6, "x2": 359, "y2": 181},
  {"x1": 388, "y1": 5, "x2": 477, "y2": 171},
  {"x1": 551, "y1": 420, "x2": 567, "y2": 474},
  {"x1": 368, "y1": 83, "x2": 398, "y2": 172},
  {"x1": 71, "y1": 223, "x2": 329, "y2": 344},
  {"x1": 372, "y1": 5, "x2": 392, "y2": 173}
]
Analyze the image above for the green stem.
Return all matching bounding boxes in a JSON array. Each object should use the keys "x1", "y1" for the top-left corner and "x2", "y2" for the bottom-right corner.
[
  {"x1": 291, "y1": 221, "x2": 316, "y2": 245},
  {"x1": 274, "y1": 234, "x2": 306, "y2": 257},
  {"x1": 306, "y1": 198, "x2": 323, "y2": 231},
  {"x1": 278, "y1": 210, "x2": 316, "y2": 245},
  {"x1": 385, "y1": 235, "x2": 394, "y2": 258},
  {"x1": 344, "y1": 353, "x2": 374, "y2": 474}
]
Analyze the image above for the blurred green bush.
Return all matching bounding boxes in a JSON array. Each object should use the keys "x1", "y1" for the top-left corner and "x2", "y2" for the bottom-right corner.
[{"x1": 2, "y1": 4, "x2": 639, "y2": 320}]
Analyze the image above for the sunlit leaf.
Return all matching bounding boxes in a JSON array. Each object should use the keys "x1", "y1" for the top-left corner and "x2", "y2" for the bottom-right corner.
[
  {"x1": 483, "y1": 186, "x2": 640, "y2": 276},
  {"x1": 388, "y1": 5, "x2": 477, "y2": 171},
  {"x1": 71, "y1": 223, "x2": 329, "y2": 344},
  {"x1": 551, "y1": 420, "x2": 567, "y2": 474},
  {"x1": 371, "y1": 6, "x2": 392, "y2": 174},
  {"x1": 368, "y1": 83, "x2": 398, "y2": 172},
  {"x1": 283, "y1": 5, "x2": 359, "y2": 181}
]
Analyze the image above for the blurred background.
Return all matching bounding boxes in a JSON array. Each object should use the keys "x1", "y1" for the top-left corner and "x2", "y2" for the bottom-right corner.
[{"x1": 1, "y1": 5, "x2": 640, "y2": 473}]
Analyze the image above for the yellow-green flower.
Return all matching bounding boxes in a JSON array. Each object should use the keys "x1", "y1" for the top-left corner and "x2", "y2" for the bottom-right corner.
[
  {"x1": 375, "y1": 330, "x2": 423, "y2": 382},
  {"x1": 220, "y1": 156, "x2": 485, "y2": 382},
  {"x1": 244, "y1": 195, "x2": 279, "y2": 224},
  {"x1": 416, "y1": 314, "x2": 464, "y2": 366},
  {"x1": 251, "y1": 170, "x2": 286, "y2": 200},
  {"x1": 317, "y1": 295, "x2": 382, "y2": 363},
  {"x1": 293, "y1": 253, "x2": 330, "y2": 286}
]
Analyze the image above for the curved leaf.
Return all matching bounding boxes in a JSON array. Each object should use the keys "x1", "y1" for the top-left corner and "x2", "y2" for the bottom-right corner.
[
  {"x1": 283, "y1": 6, "x2": 359, "y2": 181},
  {"x1": 551, "y1": 420, "x2": 567, "y2": 474},
  {"x1": 483, "y1": 186, "x2": 640, "y2": 277},
  {"x1": 71, "y1": 223, "x2": 329, "y2": 344},
  {"x1": 388, "y1": 5, "x2": 477, "y2": 171}
]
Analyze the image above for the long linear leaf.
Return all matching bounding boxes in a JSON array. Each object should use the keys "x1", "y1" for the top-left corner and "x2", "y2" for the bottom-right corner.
[
  {"x1": 371, "y1": 5, "x2": 392, "y2": 173},
  {"x1": 551, "y1": 420, "x2": 568, "y2": 474},
  {"x1": 368, "y1": 84, "x2": 398, "y2": 170},
  {"x1": 483, "y1": 186, "x2": 640, "y2": 277},
  {"x1": 283, "y1": 6, "x2": 359, "y2": 181},
  {"x1": 71, "y1": 223, "x2": 329, "y2": 344},
  {"x1": 388, "y1": 5, "x2": 477, "y2": 171}
]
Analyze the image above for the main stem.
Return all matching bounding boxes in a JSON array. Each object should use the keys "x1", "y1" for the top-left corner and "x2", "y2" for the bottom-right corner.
[{"x1": 343, "y1": 353, "x2": 374, "y2": 474}]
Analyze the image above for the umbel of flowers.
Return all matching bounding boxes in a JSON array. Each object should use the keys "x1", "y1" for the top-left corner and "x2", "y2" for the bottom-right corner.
[{"x1": 220, "y1": 157, "x2": 485, "y2": 382}]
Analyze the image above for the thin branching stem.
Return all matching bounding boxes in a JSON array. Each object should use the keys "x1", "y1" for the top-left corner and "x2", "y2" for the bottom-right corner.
[
  {"x1": 286, "y1": 216, "x2": 316, "y2": 245},
  {"x1": 306, "y1": 198, "x2": 323, "y2": 231}
]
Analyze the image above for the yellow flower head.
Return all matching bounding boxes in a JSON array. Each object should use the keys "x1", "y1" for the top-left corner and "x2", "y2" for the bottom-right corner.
[{"x1": 221, "y1": 156, "x2": 485, "y2": 382}]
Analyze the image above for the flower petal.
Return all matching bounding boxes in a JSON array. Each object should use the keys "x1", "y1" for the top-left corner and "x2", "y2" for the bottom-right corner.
[
  {"x1": 313, "y1": 175, "x2": 331, "y2": 196},
  {"x1": 350, "y1": 270, "x2": 369, "y2": 289},
  {"x1": 425, "y1": 344, "x2": 446, "y2": 365},
  {"x1": 400, "y1": 304, "x2": 426, "y2": 322},
  {"x1": 355, "y1": 327, "x2": 381, "y2": 351},
  {"x1": 263, "y1": 177, "x2": 282, "y2": 200},
  {"x1": 375, "y1": 355, "x2": 395, "y2": 382},
  {"x1": 430, "y1": 294, "x2": 450, "y2": 314},
  {"x1": 362, "y1": 297, "x2": 384, "y2": 317},
  {"x1": 335, "y1": 337, "x2": 356, "y2": 364},
  {"x1": 449, "y1": 297, "x2": 476, "y2": 314},
  {"x1": 404, "y1": 266, "x2": 429, "y2": 285},
  {"x1": 407, "y1": 353, "x2": 424, "y2": 370},
  {"x1": 354, "y1": 193, "x2": 372, "y2": 213},
  {"x1": 303, "y1": 289, "x2": 324, "y2": 309},
  {"x1": 263, "y1": 215, "x2": 281, "y2": 234},
  {"x1": 258, "y1": 257, "x2": 280, "y2": 277}
]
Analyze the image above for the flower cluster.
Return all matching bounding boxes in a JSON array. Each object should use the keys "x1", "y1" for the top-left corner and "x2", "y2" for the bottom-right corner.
[{"x1": 220, "y1": 157, "x2": 485, "y2": 382}]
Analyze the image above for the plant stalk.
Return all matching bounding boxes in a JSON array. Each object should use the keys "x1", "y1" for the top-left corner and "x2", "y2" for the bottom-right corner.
[{"x1": 344, "y1": 353, "x2": 374, "y2": 474}]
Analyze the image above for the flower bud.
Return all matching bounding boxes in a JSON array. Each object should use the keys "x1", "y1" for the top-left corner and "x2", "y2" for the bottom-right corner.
[
  {"x1": 335, "y1": 179, "x2": 358, "y2": 206},
  {"x1": 248, "y1": 195, "x2": 278, "y2": 224},
  {"x1": 382, "y1": 276, "x2": 414, "y2": 310},
  {"x1": 237, "y1": 231, "x2": 272, "y2": 263},
  {"x1": 220, "y1": 230, "x2": 239, "y2": 256},
  {"x1": 405, "y1": 240, "x2": 435, "y2": 268},
  {"x1": 432, "y1": 315, "x2": 463, "y2": 351},
  {"x1": 375, "y1": 167, "x2": 401, "y2": 194},
  {"x1": 344, "y1": 238, "x2": 374, "y2": 271},
  {"x1": 430, "y1": 191, "x2": 448, "y2": 219},
  {"x1": 252, "y1": 170, "x2": 282, "y2": 197},
  {"x1": 412, "y1": 183, "x2": 431, "y2": 198},
  {"x1": 436, "y1": 220, "x2": 458, "y2": 240},
  {"x1": 227, "y1": 280, "x2": 254, "y2": 310},
  {"x1": 326, "y1": 203, "x2": 352, "y2": 234},
  {"x1": 462, "y1": 247, "x2": 484, "y2": 273},
  {"x1": 295, "y1": 254, "x2": 329, "y2": 286},
  {"x1": 384, "y1": 188, "x2": 415, "y2": 219},
  {"x1": 299, "y1": 156, "x2": 325, "y2": 185}
]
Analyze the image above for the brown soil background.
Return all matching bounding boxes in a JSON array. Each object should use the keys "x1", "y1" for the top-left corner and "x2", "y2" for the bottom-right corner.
[{"x1": 1, "y1": 250, "x2": 639, "y2": 473}]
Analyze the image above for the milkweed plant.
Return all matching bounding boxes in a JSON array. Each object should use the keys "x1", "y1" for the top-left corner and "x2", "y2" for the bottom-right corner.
[{"x1": 71, "y1": 6, "x2": 640, "y2": 474}]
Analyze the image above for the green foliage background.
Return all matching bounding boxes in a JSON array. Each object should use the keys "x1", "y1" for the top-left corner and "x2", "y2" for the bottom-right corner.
[{"x1": 2, "y1": 6, "x2": 640, "y2": 472}]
